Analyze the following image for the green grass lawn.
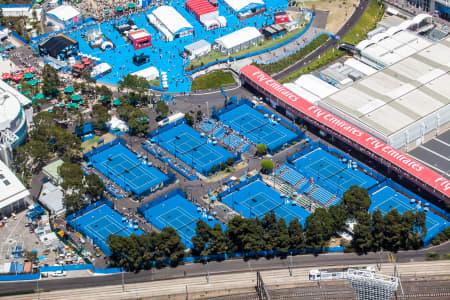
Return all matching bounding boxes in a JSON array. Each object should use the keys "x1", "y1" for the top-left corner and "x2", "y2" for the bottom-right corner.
[
  {"x1": 191, "y1": 71, "x2": 236, "y2": 91},
  {"x1": 148, "y1": 78, "x2": 160, "y2": 87},
  {"x1": 280, "y1": 0, "x2": 384, "y2": 83},
  {"x1": 186, "y1": 26, "x2": 306, "y2": 70},
  {"x1": 82, "y1": 136, "x2": 101, "y2": 153}
]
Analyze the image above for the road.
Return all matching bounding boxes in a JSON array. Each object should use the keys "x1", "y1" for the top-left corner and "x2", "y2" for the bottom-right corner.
[
  {"x1": 1, "y1": 241, "x2": 449, "y2": 295},
  {"x1": 273, "y1": 0, "x2": 371, "y2": 80},
  {"x1": 4, "y1": 259, "x2": 450, "y2": 299}
]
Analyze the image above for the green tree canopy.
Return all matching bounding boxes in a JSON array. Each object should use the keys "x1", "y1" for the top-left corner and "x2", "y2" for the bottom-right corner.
[
  {"x1": 341, "y1": 185, "x2": 371, "y2": 219},
  {"x1": 192, "y1": 220, "x2": 213, "y2": 257},
  {"x1": 288, "y1": 218, "x2": 304, "y2": 251},
  {"x1": 91, "y1": 104, "x2": 109, "y2": 129},
  {"x1": 84, "y1": 173, "x2": 105, "y2": 200},
  {"x1": 185, "y1": 113, "x2": 194, "y2": 126},
  {"x1": 304, "y1": 208, "x2": 334, "y2": 250},
  {"x1": 371, "y1": 209, "x2": 385, "y2": 251},
  {"x1": 260, "y1": 159, "x2": 274, "y2": 174},
  {"x1": 383, "y1": 209, "x2": 402, "y2": 252},
  {"x1": 156, "y1": 100, "x2": 169, "y2": 118},
  {"x1": 352, "y1": 211, "x2": 373, "y2": 254},
  {"x1": 42, "y1": 64, "x2": 60, "y2": 97},
  {"x1": 127, "y1": 109, "x2": 149, "y2": 136},
  {"x1": 256, "y1": 144, "x2": 268, "y2": 155}
]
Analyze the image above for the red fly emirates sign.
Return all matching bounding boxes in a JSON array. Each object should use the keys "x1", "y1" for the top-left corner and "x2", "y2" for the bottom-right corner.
[{"x1": 241, "y1": 65, "x2": 450, "y2": 201}]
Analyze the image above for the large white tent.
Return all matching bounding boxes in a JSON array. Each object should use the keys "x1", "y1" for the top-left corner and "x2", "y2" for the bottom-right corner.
[
  {"x1": 46, "y1": 5, "x2": 81, "y2": 29},
  {"x1": 214, "y1": 27, "x2": 263, "y2": 54},
  {"x1": 223, "y1": 0, "x2": 265, "y2": 14},
  {"x1": 132, "y1": 66, "x2": 159, "y2": 81},
  {"x1": 149, "y1": 6, "x2": 193, "y2": 41}
]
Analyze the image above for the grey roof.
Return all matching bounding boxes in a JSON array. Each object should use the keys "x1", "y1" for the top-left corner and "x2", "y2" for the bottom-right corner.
[{"x1": 40, "y1": 182, "x2": 65, "y2": 215}]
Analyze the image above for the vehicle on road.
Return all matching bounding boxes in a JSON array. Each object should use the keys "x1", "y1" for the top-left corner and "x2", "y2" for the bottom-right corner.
[{"x1": 51, "y1": 270, "x2": 67, "y2": 277}]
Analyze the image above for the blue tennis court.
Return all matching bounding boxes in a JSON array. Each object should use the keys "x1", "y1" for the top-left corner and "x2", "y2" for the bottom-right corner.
[
  {"x1": 154, "y1": 123, "x2": 234, "y2": 175},
  {"x1": 221, "y1": 180, "x2": 310, "y2": 225},
  {"x1": 139, "y1": 192, "x2": 225, "y2": 248},
  {"x1": 293, "y1": 148, "x2": 377, "y2": 191},
  {"x1": 68, "y1": 204, "x2": 144, "y2": 256},
  {"x1": 219, "y1": 104, "x2": 298, "y2": 152},
  {"x1": 87, "y1": 141, "x2": 168, "y2": 196},
  {"x1": 370, "y1": 186, "x2": 448, "y2": 244}
]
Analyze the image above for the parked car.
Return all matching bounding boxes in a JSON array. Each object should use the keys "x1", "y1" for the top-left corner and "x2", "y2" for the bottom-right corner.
[{"x1": 51, "y1": 270, "x2": 67, "y2": 277}]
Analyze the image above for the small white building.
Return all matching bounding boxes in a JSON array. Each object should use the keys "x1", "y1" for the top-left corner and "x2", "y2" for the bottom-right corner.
[
  {"x1": 0, "y1": 159, "x2": 29, "y2": 218},
  {"x1": 214, "y1": 27, "x2": 263, "y2": 55},
  {"x1": 108, "y1": 116, "x2": 129, "y2": 132},
  {"x1": 46, "y1": 5, "x2": 81, "y2": 30},
  {"x1": 39, "y1": 182, "x2": 65, "y2": 216},
  {"x1": 183, "y1": 40, "x2": 211, "y2": 60}
]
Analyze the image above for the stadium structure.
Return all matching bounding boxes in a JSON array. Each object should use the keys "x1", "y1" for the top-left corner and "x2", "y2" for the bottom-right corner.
[
  {"x1": 318, "y1": 35, "x2": 450, "y2": 151},
  {"x1": 0, "y1": 79, "x2": 30, "y2": 166},
  {"x1": 347, "y1": 268, "x2": 399, "y2": 300}
]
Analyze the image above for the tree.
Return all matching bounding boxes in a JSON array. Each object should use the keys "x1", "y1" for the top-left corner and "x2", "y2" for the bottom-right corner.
[
  {"x1": 196, "y1": 110, "x2": 203, "y2": 121},
  {"x1": 208, "y1": 223, "x2": 226, "y2": 255},
  {"x1": 42, "y1": 64, "x2": 60, "y2": 97},
  {"x1": 192, "y1": 220, "x2": 213, "y2": 257},
  {"x1": 25, "y1": 139, "x2": 50, "y2": 173},
  {"x1": 226, "y1": 216, "x2": 264, "y2": 254},
  {"x1": 156, "y1": 100, "x2": 169, "y2": 118},
  {"x1": 352, "y1": 211, "x2": 373, "y2": 254},
  {"x1": 185, "y1": 113, "x2": 194, "y2": 126},
  {"x1": 63, "y1": 190, "x2": 84, "y2": 213},
  {"x1": 262, "y1": 212, "x2": 278, "y2": 250},
  {"x1": 256, "y1": 144, "x2": 268, "y2": 155},
  {"x1": 116, "y1": 104, "x2": 134, "y2": 121},
  {"x1": 341, "y1": 185, "x2": 371, "y2": 219},
  {"x1": 91, "y1": 104, "x2": 109, "y2": 129},
  {"x1": 288, "y1": 218, "x2": 304, "y2": 251},
  {"x1": 260, "y1": 160, "x2": 274, "y2": 174},
  {"x1": 328, "y1": 204, "x2": 347, "y2": 234},
  {"x1": 127, "y1": 109, "x2": 149, "y2": 136},
  {"x1": 275, "y1": 217, "x2": 290, "y2": 252},
  {"x1": 304, "y1": 208, "x2": 334, "y2": 250},
  {"x1": 84, "y1": 173, "x2": 105, "y2": 200},
  {"x1": 226, "y1": 157, "x2": 234, "y2": 166},
  {"x1": 59, "y1": 162, "x2": 83, "y2": 191},
  {"x1": 383, "y1": 209, "x2": 402, "y2": 252},
  {"x1": 371, "y1": 209, "x2": 385, "y2": 251},
  {"x1": 96, "y1": 85, "x2": 112, "y2": 103}
]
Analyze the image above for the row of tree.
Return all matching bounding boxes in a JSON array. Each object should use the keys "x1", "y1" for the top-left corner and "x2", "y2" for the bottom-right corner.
[{"x1": 107, "y1": 186, "x2": 431, "y2": 271}]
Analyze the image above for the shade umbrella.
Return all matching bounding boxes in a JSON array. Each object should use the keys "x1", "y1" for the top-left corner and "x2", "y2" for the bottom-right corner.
[
  {"x1": 24, "y1": 67, "x2": 36, "y2": 73},
  {"x1": 23, "y1": 90, "x2": 30, "y2": 96},
  {"x1": 64, "y1": 86, "x2": 74, "y2": 93},
  {"x1": 2, "y1": 73, "x2": 11, "y2": 80},
  {"x1": 116, "y1": 6, "x2": 124, "y2": 12},
  {"x1": 17, "y1": 84, "x2": 22, "y2": 89},
  {"x1": 27, "y1": 79, "x2": 39, "y2": 86},
  {"x1": 99, "y1": 95, "x2": 111, "y2": 102},
  {"x1": 13, "y1": 74, "x2": 23, "y2": 81},
  {"x1": 71, "y1": 94, "x2": 82, "y2": 102},
  {"x1": 79, "y1": 100, "x2": 85, "y2": 105},
  {"x1": 127, "y1": 2, "x2": 136, "y2": 9},
  {"x1": 68, "y1": 103, "x2": 79, "y2": 109},
  {"x1": 34, "y1": 93, "x2": 45, "y2": 100},
  {"x1": 113, "y1": 99, "x2": 122, "y2": 106},
  {"x1": 105, "y1": 10, "x2": 110, "y2": 14},
  {"x1": 59, "y1": 103, "x2": 65, "y2": 108},
  {"x1": 48, "y1": 109, "x2": 53, "y2": 113},
  {"x1": 24, "y1": 73, "x2": 34, "y2": 79}
]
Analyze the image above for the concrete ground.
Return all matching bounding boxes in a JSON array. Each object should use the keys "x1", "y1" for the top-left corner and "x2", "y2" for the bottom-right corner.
[{"x1": 0, "y1": 210, "x2": 57, "y2": 266}]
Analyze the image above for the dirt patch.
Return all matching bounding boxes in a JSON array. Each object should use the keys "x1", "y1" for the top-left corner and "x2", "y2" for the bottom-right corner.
[{"x1": 300, "y1": 0, "x2": 359, "y2": 33}]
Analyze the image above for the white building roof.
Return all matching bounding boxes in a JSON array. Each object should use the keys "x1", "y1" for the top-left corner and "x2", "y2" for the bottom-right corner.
[
  {"x1": 0, "y1": 159, "x2": 29, "y2": 210},
  {"x1": 0, "y1": 79, "x2": 31, "y2": 107},
  {"x1": 223, "y1": 0, "x2": 264, "y2": 13},
  {"x1": 215, "y1": 27, "x2": 262, "y2": 50},
  {"x1": 293, "y1": 74, "x2": 339, "y2": 99},
  {"x1": 283, "y1": 83, "x2": 321, "y2": 104},
  {"x1": 129, "y1": 29, "x2": 150, "y2": 39},
  {"x1": 40, "y1": 182, "x2": 65, "y2": 215},
  {"x1": 152, "y1": 6, "x2": 193, "y2": 35},
  {"x1": 132, "y1": 66, "x2": 159, "y2": 81},
  {"x1": 344, "y1": 58, "x2": 377, "y2": 76},
  {"x1": 47, "y1": 5, "x2": 80, "y2": 22},
  {"x1": 184, "y1": 39, "x2": 211, "y2": 53},
  {"x1": 91, "y1": 63, "x2": 112, "y2": 77},
  {"x1": 318, "y1": 35, "x2": 450, "y2": 140}
]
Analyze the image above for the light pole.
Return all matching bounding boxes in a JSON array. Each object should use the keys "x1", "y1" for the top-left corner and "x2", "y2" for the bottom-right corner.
[{"x1": 289, "y1": 252, "x2": 293, "y2": 277}]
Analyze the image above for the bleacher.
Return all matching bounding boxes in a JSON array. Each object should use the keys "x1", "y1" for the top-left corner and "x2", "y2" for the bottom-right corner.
[
  {"x1": 223, "y1": 134, "x2": 243, "y2": 149},
  {"x1": 280, "y1": 167, "x2": 304, "y2": 187},
  {"x1": 310, "y1": 185, "x2": 335, "y2": 205},
  {"x1": 200, "y1": 119, "x2": 216, "y2": 132},
  {"x1": 213, "y1": 126, "x2": 225, "y2": 140}
]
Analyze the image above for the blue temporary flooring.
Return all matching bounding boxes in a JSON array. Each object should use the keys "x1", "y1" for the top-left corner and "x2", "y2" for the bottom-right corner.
[
  {"x1": 139, "y1": 194, "x2": 225, "y2": 248},
  {"x1": 369, "y1": 186, "x2": 448, "y2": 244},
  {"x1": 87, "y1": 142, "x2": 168, "y2": 195},
  {"x1": 68, "y1": 204, "x2": 143, "y2": 255},
  {"x1": 36, "y1": 0, "x2": 289, "y2": 93},
  {"x1": 219, "y1": 104, "x2": 298, "y2": 151},
  {"x1": 293, "y1": 148, "x2": 378, "y2": 193},
  {"x1": 221, "y1": 180, "x2": 310, "y2": 225},
  {"x1": 153, "y1": 123, "x2": 233, "y2": 174}
]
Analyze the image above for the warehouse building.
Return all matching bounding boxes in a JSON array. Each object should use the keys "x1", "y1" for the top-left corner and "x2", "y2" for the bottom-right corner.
[
  {"x1": 148, "y1": 6, "x2": 194, "y2": 41},
  {"x1": 214, "y1": 27, "x2": 263, "y2": 55},
  {"x1": 318, "y1": 35, "x2": 450, "y2": 151}
]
